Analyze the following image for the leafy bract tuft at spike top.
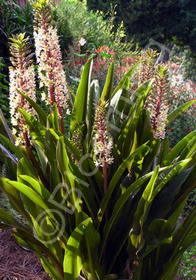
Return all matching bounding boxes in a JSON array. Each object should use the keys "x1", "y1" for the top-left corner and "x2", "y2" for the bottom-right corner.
[{"x1": 139, "y1": 48, "x2": 157, "y2": 84}]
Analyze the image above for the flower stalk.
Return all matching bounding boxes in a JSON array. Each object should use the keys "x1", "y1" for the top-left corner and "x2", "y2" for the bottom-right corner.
[
  {"x1": 93, "y1": 104, "x2": 114, "y2": 169},
  {"x1": 9, "y1": 33, "x2": 50, "y2": 190},
  {"x1": 9, "y1": 33, "x2": 36, "y2": 145},
  {"x1": 139, "y1": 49, "x2": 170, "y2": 139},
  {"x1": 150, "y1": 65, "x2": 170, "y2": 139},
  {"x1": 32, "y1": 0, "x2": 68, "y2": 134},
  {"x1": 93, "y1": 103, "x2": 113, "y2": 224}
]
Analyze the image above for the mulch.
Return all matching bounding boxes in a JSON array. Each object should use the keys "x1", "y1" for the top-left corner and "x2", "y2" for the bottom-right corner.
[
  {"x1": 0, "y1": 230, "x2": 51, "y2": 280},
  {"x1": 0, "y1": 228, "x2": 195, "y2": 280}
]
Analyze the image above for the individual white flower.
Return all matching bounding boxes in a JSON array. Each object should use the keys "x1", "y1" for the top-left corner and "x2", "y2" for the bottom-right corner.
[{"x1": 79, "y1": 37, "x2": 86, "y2": 46}]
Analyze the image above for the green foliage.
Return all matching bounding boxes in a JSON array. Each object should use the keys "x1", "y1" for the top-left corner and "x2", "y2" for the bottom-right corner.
[
  {"x1": 55, "y1": 0, "x2": 134, "y2": 56},
  {"x1": 86, "y1": 0, "x2": 196, "y2": 58},
  {"x1": 55, "y1": 0, "x2": 113, "y2": 52},
  {"x1": 166, "y1": 59, "x2": 196, "y2": 147},
  {"x1": 0, "y1": 0, "x2": 35, "y2": 125},
  {"x1": 178, "y1": 244, "x2": 196, "y2": 279},
  {"x1": 0, "y1": 1, "x2": 196, "y2": 279},
  {"x1": 0, "y1": 59, "x2": 9, "y2": 120},
  {"x1": 169, "y1": 45, "x2": 196, "y2": 82},
  {"x1": 0, "y1": 56, "x2": 196, "y2": 279},
  {"x1": 0, "y1": 0, "x2": 34, "y2": 53}
]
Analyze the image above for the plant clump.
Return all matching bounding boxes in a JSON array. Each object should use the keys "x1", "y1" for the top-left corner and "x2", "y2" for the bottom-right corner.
[{"x1": 0, "y1": 1, "x2": 196, "y2": 280}]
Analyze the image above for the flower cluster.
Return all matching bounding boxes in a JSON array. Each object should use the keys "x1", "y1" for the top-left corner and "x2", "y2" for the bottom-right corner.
[
  {"x1": 139, "y1": 49, "x2": 170, "y2": 139},
  {"x1": 92, "y1": 104, "x2": 114, "y2": 167},
  {"x1": 33, "y1": 0, "x2": 68, "y2": 117},
  {"x1": 9, "y1": 33, "x2": 36, "y2": 144},
  {"x1": 71, "y1": 123, "x2": 84, "y2": 154},
  {"x1": 149, "y1": 65, "x2": 170, "y2": 139}
]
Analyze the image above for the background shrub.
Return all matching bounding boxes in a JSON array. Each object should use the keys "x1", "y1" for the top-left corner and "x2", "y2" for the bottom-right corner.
[{"x1": 167, "y1": 59, "x2": 196, "y2": 147}]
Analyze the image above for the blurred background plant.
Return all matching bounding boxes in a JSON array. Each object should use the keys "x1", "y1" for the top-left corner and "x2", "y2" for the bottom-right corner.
[
  {"x1": 55, "y1": 0, "x2": 134, "y2": 55},
  {"x1": 0, "y1": 59, "x2": 9, "y2": 121},
  {"x1": 0, "y1": 0, "x2": 34, "y2": 58},
  {"x1": 167, "y1": 60, "x2": 196, "y2": 148},
  {"x1": 178, "y1": 244, "x2": 196, "y2": 280}
]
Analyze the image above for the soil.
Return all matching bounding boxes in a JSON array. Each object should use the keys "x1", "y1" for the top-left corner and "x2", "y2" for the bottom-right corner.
[{"x1": 0, "y1": 230, "x2": 52, "y2": 280}]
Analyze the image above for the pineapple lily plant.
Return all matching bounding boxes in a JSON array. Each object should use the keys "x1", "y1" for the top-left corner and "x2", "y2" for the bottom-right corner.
[{"x1": 0, "y1": 1, "x2": 196, "y2": 280}]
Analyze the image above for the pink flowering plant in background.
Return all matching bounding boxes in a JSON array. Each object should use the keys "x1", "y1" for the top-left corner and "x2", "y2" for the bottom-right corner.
[
  {"x1": 64, "y1": 42, "x2": 196, "y2": 146},
  {"x1": 65, "y1": 43, "x2": 139, "y2": 93},
  {"x1": 0, "y1": 1, "x2": 196, "y2": 280}
]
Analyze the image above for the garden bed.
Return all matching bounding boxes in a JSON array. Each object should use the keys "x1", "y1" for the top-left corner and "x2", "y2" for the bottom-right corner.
[{"x1": 0, "y1": 229, "x2": 195, "y2": 280}]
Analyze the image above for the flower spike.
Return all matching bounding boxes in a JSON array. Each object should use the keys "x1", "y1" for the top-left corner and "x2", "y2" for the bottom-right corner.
[
  {"x1": 32, "y1": 0, "x2": 68, "y2": 133},
  {"x1": 9, "y1": 33, "x2": 36, "y2": 144},
  {"x1": 92, "y1": 104, "x2": 114, "y2": 167}
]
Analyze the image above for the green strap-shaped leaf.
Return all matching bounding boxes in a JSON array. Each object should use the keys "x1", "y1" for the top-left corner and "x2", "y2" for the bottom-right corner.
[
  {"x1": 0, "y1": 108, "x2": 15, "y2": 143},
  {"x1": 34, "y1": 142, "x2": 48, "y2": 173},
  {"x1": 63, "y1": 218, "x2": 92, "y2": 280},
  {"x1": 109, "y1": 78, "x2": 130, "y2": 135},
  {"x1": 158, "y1": 137, "x2": 169, "y2": 166},
  {"x1": 153, "y1": 159, "x2": 191, "y2": 198},
  {"x1": 157, "y1": 206, "x2": 196, "y2": 280},
  {"x1": 170, "y1": 160, "x2": 196, "y2": 213},
  {"x1": 0, "y1": 207, "x2": 25, "y2": 228},
  {"x1": 56, "y1": 136, "x2": 80, "y2": 211},
  {"x1": 97, "y1": 143, "x2": 149, "y2": 226},
  {"x1": 81, "y1": 220, "x2": 102, "y2": 280},
  {"x1": 141, "y1": 139, "x2": 160, "y2": 175},
  {"x1": 18, "y1": 175, "x2": 51, "y2": 201},
  {"x1": 0, "y1": 133, "x2": 24, "y2": 159},
  {"x1": 178, "y1": 136, "x2": 196, "y2": 161},
  {"x1": 0, "y1": 143, "x2": 18, "y2": 166},
  {"x1": 57, "y1": 137, "x2": 99, "y2": 217},
  {"x1": 99, "y1": 165, "x2": 171, "y2": 262},
  {"x1": 163, "y1": 131, "x2": 196, "y2": 165},
  {"x1": 134, "y1": 165, "x2": 160, "y2": 226},
  {"x1": 167, "y1": 100, "x2": 196, "y2": 125},
  {"x1": 19, "y1": 109, "x2": 46, "y2": 148},
  {"x1": 100, "y1": 61, "x2": 114, "y2": 104},
  {"x1": 7, "y1": 180, "x2": 54, "y2": 218},
  {"x1": 70, "y1": 58, "x2": 93, "y2": 135},
  {"x1": 0, "y1": 177, "x2": 31, "y2": 223},
  {"x1": 119, "y1": 79, "x2": 154, "y2": 158},
  {"x1": 12, "y1": 227, "x2": 64, "y2": 280},
  {"x1": 138, "y1": 219, "x2": 173, "y2": 261},
  {"x1": 18, "y1": 91, "x2": 47, "y2": 125},
  {"x1": 112, "y1": 58, "x2": 141, "y2": 98}
]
